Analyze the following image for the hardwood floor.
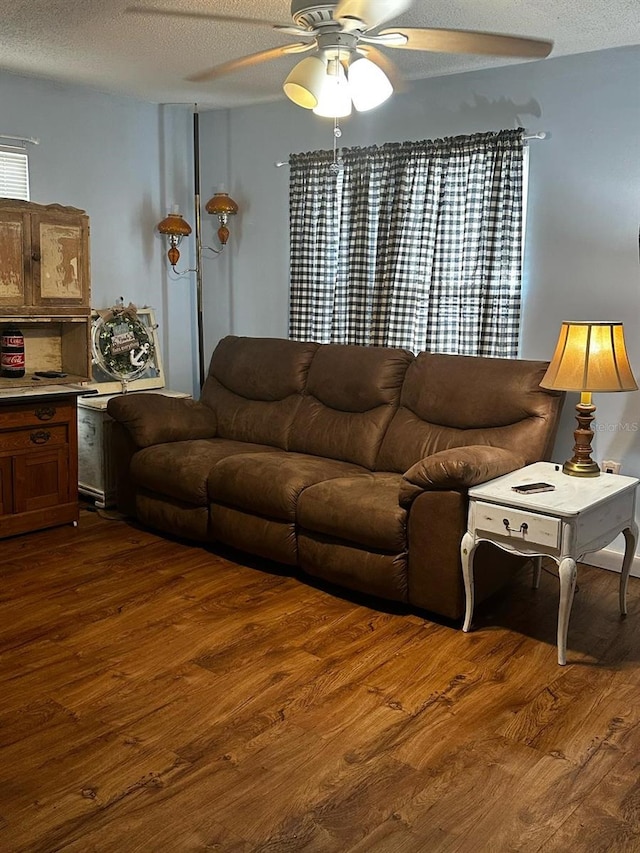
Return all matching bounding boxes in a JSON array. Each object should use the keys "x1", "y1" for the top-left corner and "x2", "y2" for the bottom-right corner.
[{"x1": 2, "y1": 507, "x2": 640, "y2": 852}]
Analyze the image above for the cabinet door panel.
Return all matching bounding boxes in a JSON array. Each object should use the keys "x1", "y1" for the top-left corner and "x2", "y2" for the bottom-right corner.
[
  {"x1": 0, "y1": 457, "x2": 13, "y2": 515},
  {"x1": 31, "y1": 213, "x2": 90, "y2": 313},
  {"x1": 13, "y1": 447, "x2": 70, "y2": 513},
  {"x1": 0, "y1": 211, "x2": 31, "y2": 309}
]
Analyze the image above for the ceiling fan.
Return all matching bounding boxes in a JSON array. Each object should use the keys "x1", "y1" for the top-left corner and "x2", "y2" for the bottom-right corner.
[{"x1": 128, "y1": 0, "x2": 553, "y2": 116}]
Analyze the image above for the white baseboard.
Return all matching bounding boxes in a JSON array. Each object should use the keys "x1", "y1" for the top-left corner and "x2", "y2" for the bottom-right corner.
[{"x1": 583, "y1": 547, "x2": 640, "y2": 578}]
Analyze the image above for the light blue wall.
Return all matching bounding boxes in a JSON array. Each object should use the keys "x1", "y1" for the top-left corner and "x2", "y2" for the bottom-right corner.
[
  {"x1": 200, "y1": 46, "x2": 640, "y2": 488},
  {"x1": 0, "y1": 73, "x2": 197, "y2": 394}
]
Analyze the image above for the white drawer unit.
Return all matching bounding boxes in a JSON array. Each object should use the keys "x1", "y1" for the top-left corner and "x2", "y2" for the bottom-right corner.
[
  {"x1": 78, "y1": 389, "x2": 190, "y2": 508},
  {"x1": 460, "y1": 461, "x2": 639, "y2": 665}
]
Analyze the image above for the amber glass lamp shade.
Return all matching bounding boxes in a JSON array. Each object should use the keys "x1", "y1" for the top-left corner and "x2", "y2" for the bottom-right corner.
[
  {"x1": 541, "y1": 321, "x2": 638, "y2": 477},
  {"x1": 205, "y1": 192, "x2": 239, "y2": 245},
  {"x1": 156, "y1": 212, "x2": 192, "y2": 266}
]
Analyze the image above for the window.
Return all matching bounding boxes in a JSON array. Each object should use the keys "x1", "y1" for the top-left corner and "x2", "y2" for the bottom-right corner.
[
  {"x1": 0, "y1": 149, "x2": 30, "y2": 200},
  {"x1": 289, "y1": 129, "x2": 525, "y2": 357}
]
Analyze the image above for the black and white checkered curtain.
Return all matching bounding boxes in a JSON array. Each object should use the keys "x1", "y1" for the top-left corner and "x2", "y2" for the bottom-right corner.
[{"x1": 289, "y1": 129, "x2": 524, "y2": 356}]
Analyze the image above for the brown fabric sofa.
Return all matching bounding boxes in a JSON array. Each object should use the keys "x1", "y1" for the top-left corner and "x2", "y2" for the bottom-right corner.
[{"x1": 107, "y1": 335, "x2": 564, "y2": 620}]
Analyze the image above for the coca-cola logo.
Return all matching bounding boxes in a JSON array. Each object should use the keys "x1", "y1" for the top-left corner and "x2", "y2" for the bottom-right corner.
[
  {"x1": 1, "y1": 353, "x2": 25, "y2": 366},
  {"x1": 1, "y1": 336, "x2": 23, "y2": 347}
]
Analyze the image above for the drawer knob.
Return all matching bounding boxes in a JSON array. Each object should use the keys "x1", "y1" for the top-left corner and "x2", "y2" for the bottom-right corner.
[
  {"x1": 30, "y1": 430, "x2": 51, "y2": 445},
  {"x1": 35, "y1": 406, "x2": 56, "y2": 421},
  {"x1": 503, "y1": 518, "x2": 528, "y2": 534}
]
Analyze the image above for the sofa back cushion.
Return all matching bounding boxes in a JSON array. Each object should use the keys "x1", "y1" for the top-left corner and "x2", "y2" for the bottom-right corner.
[
  {"x1": 376, "y1": 352, "x2": 564, "y2": 473},
  {"x1": 289, "y1": 343, "x2": 413, "y2": 469},
  {"x1": 201, "y1": 336, "x2": 319, "y2": 449}
]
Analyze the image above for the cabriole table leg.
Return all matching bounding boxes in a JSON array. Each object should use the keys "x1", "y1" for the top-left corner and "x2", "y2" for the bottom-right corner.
[
  {"x1": 557, "y1": 556, "x2": 577, "y2": 665},
  {"x1": 620, "y1": 522, "x2": 639, "y2": 616},
  {"x1": 461, "y1": 531, "x2": 478, "y2": 632}
]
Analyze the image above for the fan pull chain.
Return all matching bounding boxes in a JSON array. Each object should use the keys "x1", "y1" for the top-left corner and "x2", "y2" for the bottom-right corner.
[{"x1": 330, "y1": 117, "x2": 342, "y2": 174}]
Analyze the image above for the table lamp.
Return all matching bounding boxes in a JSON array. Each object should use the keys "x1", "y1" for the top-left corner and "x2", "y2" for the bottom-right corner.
[{"x1": 540, "y1": 321, "x2": 637, "y2": 477}]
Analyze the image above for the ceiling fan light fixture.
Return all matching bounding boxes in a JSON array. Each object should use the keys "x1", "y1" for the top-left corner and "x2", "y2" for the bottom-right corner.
[
  {"x1": 312, "y1": 57, "x2": 352, "y2": 118},
  {"x1": 283, "y1": 55, "x2": 327, "y2": 108},
  {"x1": 348, "y1": 55, "x2": 393, "y2": 111}
]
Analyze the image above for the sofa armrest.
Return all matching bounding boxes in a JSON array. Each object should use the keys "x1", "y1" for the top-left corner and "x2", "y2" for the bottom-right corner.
[
  {"x1": 400, "y1": 445, "x2": 526, "y2": 506},
  {"x1": 106, "y1": 393, "x2": 217, "y2": 449}
]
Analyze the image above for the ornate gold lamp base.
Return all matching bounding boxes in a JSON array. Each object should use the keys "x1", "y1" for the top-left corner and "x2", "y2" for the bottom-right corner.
[{"x1": 563, "y1": 394, "x2": 600, "y2": 477}]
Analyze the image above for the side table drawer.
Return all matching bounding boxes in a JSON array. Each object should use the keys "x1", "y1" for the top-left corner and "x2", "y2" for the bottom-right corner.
[{"x1": 474, "y1": 500, "x2": 561, "y2": 549}]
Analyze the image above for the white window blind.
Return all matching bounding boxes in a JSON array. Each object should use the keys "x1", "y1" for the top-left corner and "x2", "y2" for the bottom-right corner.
[{"x1": 0, "y1": 149, "x2": 30, "y2": 200}]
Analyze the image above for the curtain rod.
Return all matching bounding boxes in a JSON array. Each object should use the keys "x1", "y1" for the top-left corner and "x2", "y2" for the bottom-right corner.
[
  {"x1": 274, "y1": 131, "x2": 547, "y2": 167},
  {"x1": 0, "y1": 133, "x2": 40, "y2": 148}
]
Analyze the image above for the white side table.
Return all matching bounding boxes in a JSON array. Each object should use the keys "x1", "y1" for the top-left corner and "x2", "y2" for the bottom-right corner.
[
  {"x1": 460, "y1": 461, "x2": 639, "y2": 665},
  {"x1": 78, "y1": 389, "x2": 191, "y2": 508}
]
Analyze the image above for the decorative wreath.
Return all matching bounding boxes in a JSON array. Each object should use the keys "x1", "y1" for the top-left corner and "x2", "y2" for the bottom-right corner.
[{"x1": 92, "y1": 303, "x2": 155, "y2": 382}]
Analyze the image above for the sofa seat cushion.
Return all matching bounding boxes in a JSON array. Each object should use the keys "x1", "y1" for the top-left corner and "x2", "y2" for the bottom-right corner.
[
  {"x1": 130, "y1": 439, "x2": 279, "y2": 506},
  {"x1": 208, "y1": 451, "x2": 368, "y2": 521},
  {"x1": 297, "y1": 473, "x2": 406, "y2": 552}
]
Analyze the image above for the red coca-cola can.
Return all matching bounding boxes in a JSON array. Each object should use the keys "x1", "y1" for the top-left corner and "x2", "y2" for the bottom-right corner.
[{"x1": 1, "y1": 326, "x2": 25, "y2": 378}]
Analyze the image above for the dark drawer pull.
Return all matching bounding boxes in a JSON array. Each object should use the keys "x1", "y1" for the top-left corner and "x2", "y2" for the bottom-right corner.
[
  {"x1": 35, "y1": 406, "x2": 56, "y2": 421},
  {"x1": 503, "y1": 518, "x2": 528, "y2": 534},
  {"x1": 30, "y1": 430, "x2": 51, "y2": 445}
]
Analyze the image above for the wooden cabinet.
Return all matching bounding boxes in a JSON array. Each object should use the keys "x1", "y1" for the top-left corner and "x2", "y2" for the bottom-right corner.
[
  {"x1": 0, "y1": 199, "x2": 92, "y2": 387},
  {"x1": 0, "y1": 200, "x2": 90, "y2": 315},
  {"x1": 0, "y1": 390, "x2": 83, "y2": 538}
]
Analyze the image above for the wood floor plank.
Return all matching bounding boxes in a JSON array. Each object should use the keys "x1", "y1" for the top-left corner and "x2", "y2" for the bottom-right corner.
[
  {"x1": 539, "y1": 743, "x2": 640, "y2": 852},
  {"x1": 2, "y1": 509, "x2": 640, "y2": 851}
]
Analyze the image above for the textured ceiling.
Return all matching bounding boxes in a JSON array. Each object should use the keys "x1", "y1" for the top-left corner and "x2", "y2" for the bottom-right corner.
[{"x1": 1, "y1": 0, "x2": 639, "y2": 108}]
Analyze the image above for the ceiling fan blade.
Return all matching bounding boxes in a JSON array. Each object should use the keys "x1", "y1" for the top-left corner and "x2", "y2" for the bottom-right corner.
[
  {"x1": 378, "y1": 27, "x2": 553, "y2": 58},
  {"x1": 186, "y1": 43, "x2": 314, "y2": 83},
  {"x1": 126, "y1": 6, "x2": 287, "y2": 29},
  {"x1": 356, "y1": 46, "x2": 406, "y2": 92},
  {"x1": 273, "y1": 25, "x2": 312, "y2": 37},
  {"x1": 333, "y1": 0, "x2": 413, "y2": 31}
]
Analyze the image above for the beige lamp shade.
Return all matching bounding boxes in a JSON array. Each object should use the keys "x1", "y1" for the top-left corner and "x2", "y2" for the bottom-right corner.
[{"x1": 541, "y1": 321, "x2": 638, "y2": 393}]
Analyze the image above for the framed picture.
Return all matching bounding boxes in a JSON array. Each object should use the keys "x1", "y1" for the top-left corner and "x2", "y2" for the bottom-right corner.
[{"x1": 85, "y1": 305, "x2": 166, "y2": 395}]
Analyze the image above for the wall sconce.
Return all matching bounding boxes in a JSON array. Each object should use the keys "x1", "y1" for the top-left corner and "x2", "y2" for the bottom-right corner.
[
  {"x1": 205, "y1": 192, "x2": 239, "y2": 246},
  {"x1": 156, "y1": 209, "x2": 192, "y2": 268},
  {"x1": 156, "y1": 193, "x2": 239, "y2": 270}
]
